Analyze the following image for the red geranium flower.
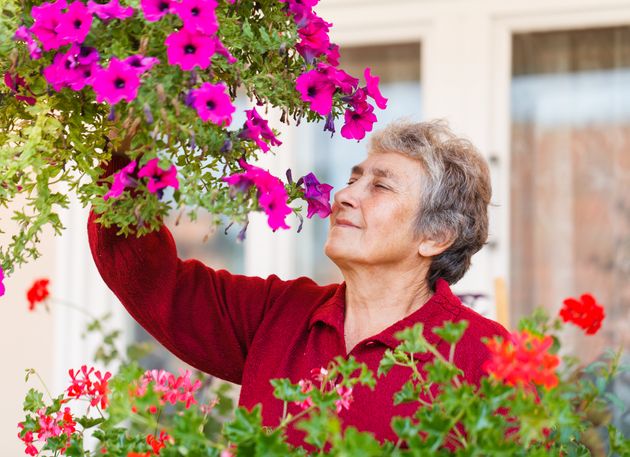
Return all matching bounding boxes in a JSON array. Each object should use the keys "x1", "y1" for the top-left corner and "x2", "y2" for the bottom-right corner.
[
  {"x1": 483, "y1": 329, "x2": 560, "y2": 390},
  {"x1": 559, "y1": 293, "x2": 605, "y2": 335},
  {"x1": 26, "y1": 279, "x2": 50, "y2": 311}
]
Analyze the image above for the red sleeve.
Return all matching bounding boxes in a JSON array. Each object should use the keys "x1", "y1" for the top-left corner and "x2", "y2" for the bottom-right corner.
[{"x1": 88, "y1": 194, "x2": 284, "y2": 384}]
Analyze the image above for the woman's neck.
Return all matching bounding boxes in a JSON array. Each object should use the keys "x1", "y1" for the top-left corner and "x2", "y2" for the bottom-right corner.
[{"x1": 341, "y1": 264, "x2": 434, "y2": 352}]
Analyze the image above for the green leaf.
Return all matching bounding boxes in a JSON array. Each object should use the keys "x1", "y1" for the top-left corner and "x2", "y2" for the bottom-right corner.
[
  {"x1": 23, "y1": 388, "x2": 44, "y2": 412},
  {"x1": 432, "y1": 320, "x2": 469, "y2": 345},
  {"x1": 223, "y1": 406, "x2": 263, "y2": 443}
]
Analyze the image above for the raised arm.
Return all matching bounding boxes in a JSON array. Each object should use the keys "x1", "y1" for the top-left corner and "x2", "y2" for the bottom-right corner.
[{"x1": 88, "y1": 160, "x2": 283, "y2": 383}]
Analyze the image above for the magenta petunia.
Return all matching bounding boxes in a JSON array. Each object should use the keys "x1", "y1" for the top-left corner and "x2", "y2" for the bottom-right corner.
[
  {"x1": 340, "y1": 103, "x2": 377, "y2": 140},
  {"x1": 318, "y1": 63, "x2": 358, "y2": 95},
  {"x1": 239, "y1": 108, "x2": 281, "y2": 152},
  {"x1": 138, "y1": 158, "x2": 179, "y2": 194},
  {"x1": 140, "y1": 0, "x2": 171, "y2": 21},
  {"x1": 295, "y1": 14, "x2": 331, "y2": 63},
  {"x1": 165, "y1": 28, "x2": 215, "y2": 70},
  {"x1": 92, "y1": 58, "x2": 140, "y2": 105},
  {"x1": 223, "y1": 160, "x2": 291, "y2": 230},
  {"x1": 30, "y1": 0, "x2": 69, "y2": 51},
  {"x1": 0, "y1": 265, "x2": 5, "y2": 297},
  {"x1": 171, "y1": 0, "x2": 218, "y2": 35},
  {"x1": 325, "y1": 43, "x2": 339, "y2": 66},
  {"x1": 190, "y1": 82, "x2": 235, "y2": 125},
  {"x1": 295, "y1": 69, "x2": 336, "y2": 116},
  {"x1": 104, "y1": 160, "x2": 137, "y2": 200},
  {"x1": 213, "y1": 36, "x2": 237, "y2": 64},
  {"x1": 56, "y1": 1, "x2": 94, "y2": 44},
  {"x1": 301, "y1": 172, "x2": 333, "y2": 219},
  {"x1": 123, "y1": 54, "x2": 160, "y2": 74},
  {"x1": 13, "y1": 26, "x2": 43, "y2": 60},
  {"x1": 88, "y1": 0, "x2": 134, "y2": 21},
  {"x1": 364, "y1": 67, "x2": 388, "y2": 110}
]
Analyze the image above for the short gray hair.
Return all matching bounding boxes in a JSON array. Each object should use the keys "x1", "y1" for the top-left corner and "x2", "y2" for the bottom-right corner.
[{"x1": 369, "y1": 120, "x2": 492, "y2": 290}]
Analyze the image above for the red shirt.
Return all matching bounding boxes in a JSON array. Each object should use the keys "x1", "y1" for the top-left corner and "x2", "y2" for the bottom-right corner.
[{"x1": 88, "y1": 187, "x2": 508, "y2": 446}]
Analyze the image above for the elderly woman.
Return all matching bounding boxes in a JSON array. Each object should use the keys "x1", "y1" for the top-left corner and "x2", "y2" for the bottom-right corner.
[{"x1": 88, "y1": 120, "x2": 508, "y2": 446}]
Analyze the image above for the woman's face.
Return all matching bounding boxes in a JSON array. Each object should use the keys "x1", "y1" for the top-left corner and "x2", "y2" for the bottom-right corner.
[{"x1": 324, "y1": 150, "x2": 425, "y2": 268}]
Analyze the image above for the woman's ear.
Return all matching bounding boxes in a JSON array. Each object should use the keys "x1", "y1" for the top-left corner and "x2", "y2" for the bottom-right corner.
[{"x1": 418, "y1": 234, "x2": 454, "y2": 258}]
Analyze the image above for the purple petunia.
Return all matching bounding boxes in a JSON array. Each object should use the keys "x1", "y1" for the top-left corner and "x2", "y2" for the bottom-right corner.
[
  {"x1": 92, "y1": 58, "x2": 140, "y2": 105},
  {"x1": 190, "y1": 82, "x2": 235, "y2": 125},
  {"x1": 301, "y1": 172, "x2": 333, "y2": 219},
  {"x1": 104, "y1": 160, "x2": 137, "y2": 200},
  {"x1": 170, "y1": 0, "x2": 218, "y2": 35},
  {"x1": 56, "y1": 1, "x2": 93, "y2": 44},
  {"x1": 165, "y1": 28, "x2": 215, "y2": 70},
  {"x1": 138, "y1": 158, "x2": 179, "y2": 194},
  {"x1": 88, "y1": 0, "x2": 134, "y2": 21}
]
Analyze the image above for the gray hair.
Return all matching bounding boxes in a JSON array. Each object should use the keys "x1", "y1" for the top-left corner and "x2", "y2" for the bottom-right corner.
[{"x1": 369, "y1": 120, "x2": 492, "y2": 290}]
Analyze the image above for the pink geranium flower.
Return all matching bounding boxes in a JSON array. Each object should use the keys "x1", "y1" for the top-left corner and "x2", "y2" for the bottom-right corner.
[
  {"x1": 13, "y1": 26, "x2": 43, "y2": 60},
  {"x1": 295, "y1": 69, "x2": 336, "y2": 116},
  {"x1": 30, "y1": 0, "x2": 69, "y2": 51},
  {"x1": 190, "y1": 82, "x2": 235, "y2": 125},
  {"x1": 140, "y1": 0, "x2": 171, "y2": 21},
  {"x1": 92, "y1": 58, "x2": 140, "y2": 104},
  {"x1": 138, "y1": 158, "x2": 179, "y2": 194},
  {"x1": 56, "y1": 1, "x2": 93, "y2": 44},
  {"x1": 104, "y1": 160, "x2": 137, "y2": 200},
  {"x1": 364, "y1": 67, "x2": 388, "y2": 110},
  {"x1": 340, "y1": 103, "x2": 377, "y2": 140},
  {"x1": 301, "y1": 172, "x2": 333, "y2": 218},
  {"x1": 223, "y1": 160, "x2": 292, "y2": 230},
  {"x1": 165, "y1": 28, "x2": 215, "y2": 70},
  {"x1": 171, "y1": 0, "x2": 218, "y2": 35},
  {"x1": 88, "y1": 0, "x2": 134, "y2": 21},
  {"x1": 123, "y1": 54, "x2": 160, "y2": 74}
]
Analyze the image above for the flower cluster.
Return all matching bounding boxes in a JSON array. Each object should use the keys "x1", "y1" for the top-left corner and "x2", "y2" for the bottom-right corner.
[
  {"x1": 483, "y1": 329, "x2": 560, "y2": 390},
  {"x1": 67, "y1": 365, "x2": 112, "y2": 409},
  {"x1": 18, "y1": 408, "x2": 77, "y2": 456},
  {"x1": 223, "y1": 159, "x2": 293, "y2": 230},
  {"x1": 284, "y1": 0, "x2": 387, "y2": 140},
  {"x1": 296, "y1": 367, "x2": 354, "y2": 413},
  {"x1": 134, "y1": 369, "x2": 202, "y2": 409},
  {"x1": 560, "y1": 293, "x2": 605, "y2": 335},
  {"x1": 104, "y1": 158, "x2": 179, "y2": 200},
  {"x1": 26, "y1": 279, "x2": 50, "y2": 311}
]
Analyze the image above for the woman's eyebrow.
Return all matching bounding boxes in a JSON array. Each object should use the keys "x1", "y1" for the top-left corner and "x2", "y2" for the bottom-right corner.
[{"x1": 350, "y1": 165, "x2": 395, "y2": 180}]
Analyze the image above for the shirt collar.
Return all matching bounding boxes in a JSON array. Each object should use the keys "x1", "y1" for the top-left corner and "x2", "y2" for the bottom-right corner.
[{"x1": 308, "y1": 278, "x2": 463, "y2": 357}]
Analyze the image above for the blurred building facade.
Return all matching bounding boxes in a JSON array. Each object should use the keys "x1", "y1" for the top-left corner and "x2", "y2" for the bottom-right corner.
[{"x1": 3, "y1": 0, "x2": 630, "y2": 452}]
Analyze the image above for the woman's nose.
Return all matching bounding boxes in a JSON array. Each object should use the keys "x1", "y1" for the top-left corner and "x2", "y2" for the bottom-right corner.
[{"x1": 333, "y1": 183, "x2": 359, "y2": 209}]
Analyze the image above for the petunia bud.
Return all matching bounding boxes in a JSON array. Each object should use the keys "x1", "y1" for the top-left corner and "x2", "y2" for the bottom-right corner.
[
  {"x1": 220, "y1": 138, "x2": 232, "y2": 154},
  {"x1": 108, "y1": 106, "x2": 116, "y2": 121},
  {"x1": 143, "y1": 103, "x2": 153, "y2": 124}
]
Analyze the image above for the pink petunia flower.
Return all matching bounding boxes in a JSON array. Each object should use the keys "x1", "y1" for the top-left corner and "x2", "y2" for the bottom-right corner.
[
  {"x1": 364, "y1": 67, "x2": 388, "y2": 109},
  {"x1": 295, "y1": 69, "x2": 336, "y2": 116},
  {"x1": 223, "y1": 160, "x2": 291, "y2": 230},
  {"x1": 0, "y1": 265, "x2": 5, "y2": 297},
  {"x1": 170, "y1": 0, "x2": 218, "y2": 35},
  {"x1": 295, "y1": 14, "x2": 331, "y2": 63},
  {"x1": 165, "y1": 28, "x2": 215, "y2": 70},
  {"x1": 190, "y1": 82, "x2": 235, "y2": 125},
  {"x1": 340, "y1": 103, "x2": 377, "y2": 140},
  {"x1": 213, "y1": 36, "x2": 237, "y2": 64},
  {"x1": 56, "y1": 1, "x2": 93, "y2": 44},
  {"x1": 239, "y1": 108, "x2": 281, "y2": 152},
  {"x1": 301, "y1": 172, "x2": 333, "y2": 218},
  {"x1": 30, "y1": 0, "x2": 69, "y2": 51},
  {"x1": 123, "y1": 54, "x2": 160, "y2": 75},
  {"x1": 88, "y1": 0, "x2": 134, "y2": 21},
  {"x1": 318, "y1": 63, "x2": 358, "y2": 95},
  {"x1": 140, "y1": 0, "x2": 171, "y2": 21},
  {"x1": 138, "y1": 158, "x2": 179, "y2": 194},
  {"x1": 13, "y1": 26, "x2": 43, "y2": 60},
  {"x1": 43, "y1": 45, "x2": 100, "y2": 91},
  {"x1": 104, "y1": 160, "x2": 137, "y2": 200},
  {"x1": 92, "y1": 58, "x2": 140, "y2": 104}
]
